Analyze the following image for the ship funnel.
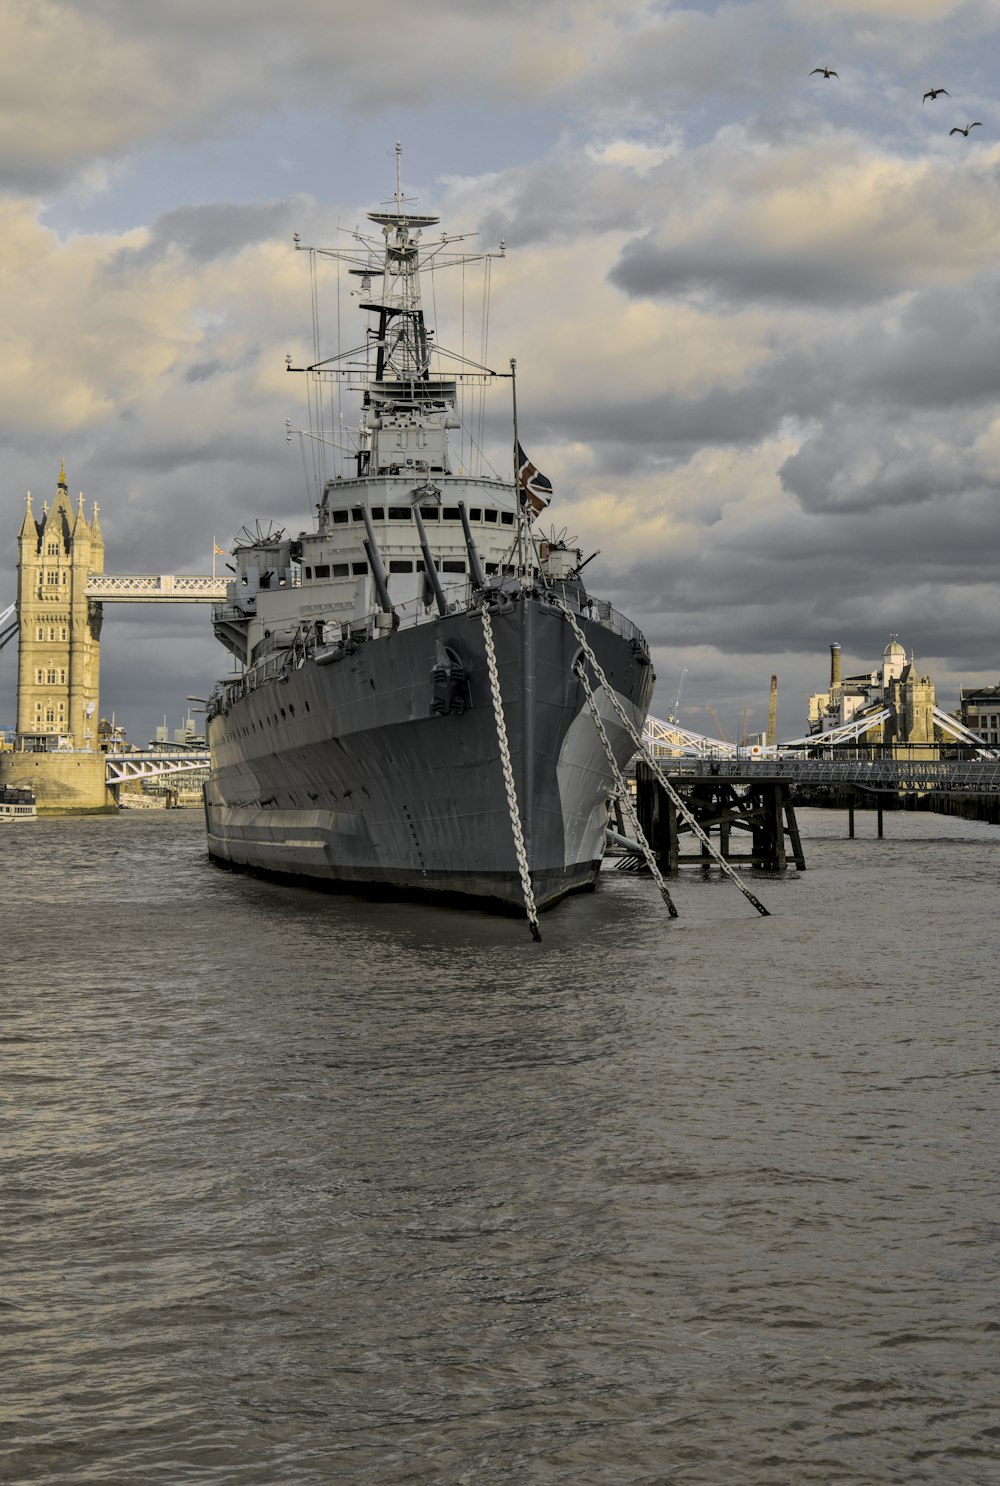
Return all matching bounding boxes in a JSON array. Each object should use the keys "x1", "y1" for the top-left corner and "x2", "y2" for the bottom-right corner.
[{"x1": 830, "y1": 643, "x2": 842, "y2": 689}]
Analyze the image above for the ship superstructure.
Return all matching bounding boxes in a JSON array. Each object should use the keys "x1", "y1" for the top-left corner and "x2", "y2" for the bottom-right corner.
[{"x1": 205, "y1": 154, "x2": 654, "y2": 920}]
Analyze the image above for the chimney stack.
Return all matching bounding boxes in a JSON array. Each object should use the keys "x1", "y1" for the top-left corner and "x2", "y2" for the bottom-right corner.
[{"x1": 830, "y1": 642, "x2": 842, "y2": 690}]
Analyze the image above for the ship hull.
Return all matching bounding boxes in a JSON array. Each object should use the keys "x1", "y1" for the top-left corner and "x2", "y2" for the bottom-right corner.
[{"x1": 204, "y1": 595, "x2": 653, "y2": 911}]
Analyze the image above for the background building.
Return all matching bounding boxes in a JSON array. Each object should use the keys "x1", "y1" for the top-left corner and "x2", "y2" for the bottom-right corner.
[
  {"x1": 16, "y1": 463, "x2": 104, "y2": 750},
  {"x1": 807, "y1": 636, "x2": 937, "y2": 747},
  {"x1": 958, "y1": 685, "x2": 1000, "y2": 747}
]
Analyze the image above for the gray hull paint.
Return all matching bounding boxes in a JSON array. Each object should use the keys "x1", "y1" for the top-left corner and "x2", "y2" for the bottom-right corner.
[{"x1": 205, "y1": 596, "x2": 653, "y2": 910}]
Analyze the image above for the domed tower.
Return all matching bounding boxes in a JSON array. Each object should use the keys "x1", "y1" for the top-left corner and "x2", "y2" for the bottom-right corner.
[
  {"x1": 881, "y1": 634, "x2": 906, "y2": 690},
  {"x1": 15, "y1": 462, "x2": 103, "y2": 748}
]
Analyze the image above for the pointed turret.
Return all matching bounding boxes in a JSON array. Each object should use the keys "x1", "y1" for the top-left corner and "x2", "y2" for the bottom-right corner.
[
  {"x1": 48, "y1": 463, "x2": 73, "y2": 551},
  {"x1": 71, "y1": 489, "x2": 89, "y2": 536},
  {"x1": 18, "y1": 490, "x2": 36, "y2": 543},
  {"x1": 71, "y1": 488, "x2": 92, "y2": 574}
]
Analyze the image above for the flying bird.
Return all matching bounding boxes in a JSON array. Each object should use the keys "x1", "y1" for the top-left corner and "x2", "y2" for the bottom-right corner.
[
  {"x1": 810, "y1": 67, "x2": 839, "y2": 79},
  {"x1": 922, "y1": 87, "x2": 949, "y2": 103},
  {"x1": 950, "y1": 122, "x2": 982, "y2": 136}
]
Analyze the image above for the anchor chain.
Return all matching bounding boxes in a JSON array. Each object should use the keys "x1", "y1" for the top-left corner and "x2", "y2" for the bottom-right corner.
[
  {"x1": 555, "y1": 600, "x2": 770, "y2": 918},
  {"x1": 574, "y1": 660, "x2": 678, "y2": 917},
  {"x1": 481, "y1": 604, "x2": 542, "y2": 941}
]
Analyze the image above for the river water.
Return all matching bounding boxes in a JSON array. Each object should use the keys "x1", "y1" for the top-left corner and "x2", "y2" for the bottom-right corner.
[{"x1": 1, "y1": 807, "x2": 997, "y2": 1485}]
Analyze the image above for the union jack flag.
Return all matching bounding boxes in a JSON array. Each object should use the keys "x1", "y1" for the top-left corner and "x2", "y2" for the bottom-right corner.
[{"x1": 516, "y1": 441, "x2": 553, "y2": 519}]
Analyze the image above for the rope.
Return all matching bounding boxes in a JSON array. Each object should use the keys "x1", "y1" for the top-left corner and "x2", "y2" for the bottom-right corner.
[
  {"x1": 554, "y1": 599, "x2": 770, "y2": 918},
  {"x1": 574, "y1": 660, "x2": 678, "y2": 917},
  {"x1": 481, "y1": 604, "x2": 542, "y2": 941}
]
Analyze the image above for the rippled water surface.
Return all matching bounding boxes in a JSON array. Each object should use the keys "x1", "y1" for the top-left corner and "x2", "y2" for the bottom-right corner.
[{"x1": 2, "y1": 807, "x2": 998, "y2": 1485}]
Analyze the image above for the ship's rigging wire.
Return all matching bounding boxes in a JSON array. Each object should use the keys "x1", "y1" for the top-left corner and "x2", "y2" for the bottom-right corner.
[
  {"x1": 297, "y1": 431, "x2": 313, "y2": 505},
  {"x1": 309, "y1": 249, "x2": 325, "y2": 498},
  {"x1": 478, "y1": 257, "x2": 491, "y2": 473},
  {"x1": 334, "y1": 242, "x2": 343, "y2": 482},
  {"x1": 461, "y1": 260, "x2": 467, "y2": 474}
]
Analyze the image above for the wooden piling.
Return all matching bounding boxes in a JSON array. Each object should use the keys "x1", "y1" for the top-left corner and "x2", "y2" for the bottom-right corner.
[{"x1": 634, "y1": 763, "x2": 806, "y2": 874}]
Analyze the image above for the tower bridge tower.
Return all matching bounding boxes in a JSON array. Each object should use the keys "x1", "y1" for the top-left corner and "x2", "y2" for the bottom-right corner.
[{"x1": 16, "y1": 462, "x2": 104, "y2": 748}]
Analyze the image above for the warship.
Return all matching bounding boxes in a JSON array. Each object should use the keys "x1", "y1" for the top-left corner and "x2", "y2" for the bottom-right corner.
[{"x1": 204, "y1": 153, "x2": 655, "y2": 920}]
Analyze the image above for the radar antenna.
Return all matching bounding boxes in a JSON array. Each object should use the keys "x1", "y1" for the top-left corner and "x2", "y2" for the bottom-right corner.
[{"x1": 239, "y1": 520, "x2": 286, "y2": 547}]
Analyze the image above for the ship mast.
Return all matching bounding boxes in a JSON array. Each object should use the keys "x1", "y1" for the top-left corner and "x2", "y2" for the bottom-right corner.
[{"x1": 288, "y1": 148, "x2": 507, "y2": 486}]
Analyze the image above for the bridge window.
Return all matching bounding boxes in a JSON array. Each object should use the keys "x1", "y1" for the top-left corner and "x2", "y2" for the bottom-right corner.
[
  {"x1": 333, "y1": 563, "x2": 349, "y2": 576},
  {"x1": 484, "y1": 509, "x2": 498, "y2": 523},
  {"x1": 470, "y1": 508, "x2": 482, "y2": 521},
  {"x1": 351, "y1": 508, "x2": 364, "y2": 521},
  {"x1": 486, "y1": 562, "x2": 499, "y2": 575},
  {"x1": 389, "y1": 560, "x2": 413, "y2": 573},
  {"x1": 304, "y1": 567, "x2": 312, "y2": 579},
  {"x1": 443, "y1": 507, "x2": 461, "y2": 521},
  {"x1": 314, "y1": 564, "x2": 331, "y2": 579},
  {"x1": 442, "y1": 560, "x2": 466, "y2": 573},
  {"x1": 388, "y1": 508, "x2": 411, "y2": 521},
  {"x1": 370, "y1": 507, "x2": 385, "y2": 520},
  {"x1": 419, "y1": 506, "x2": 439, "y2": 521},
  {"x1": 501, "y1": 512, "x2": 515, "y2": 526},
  {"x1": 351, "y1": 562, "x2": 368, "y2": 575},
  {"x1": 332, "y1": 510, "x2": 349, "y2": 524},
  {"x1": 47, "y1": 542, "x2": 59, "y2": 555},
  {"x1": 47, "y1": 668, "x2": 57, "y2": 684}
]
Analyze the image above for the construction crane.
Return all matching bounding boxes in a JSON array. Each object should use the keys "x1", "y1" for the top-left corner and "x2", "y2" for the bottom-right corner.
[
  {"x1": 668, "y1": 666, "x2": 688, "y2": 724},
  {"x1": 767, "y1": 675, "x2": 778, "y2": 747},
  {"x1": 706, "y1": 704, "x2": 729, "y2": 744}
]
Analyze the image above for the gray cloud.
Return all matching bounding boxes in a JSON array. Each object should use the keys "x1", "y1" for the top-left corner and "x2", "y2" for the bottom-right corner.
[
  {"x1": 610, "y1": 231, "x2": 910, "y2": 307},
  {"x1": 141, "y1": 201, "x2": 301, "y2": 262}
]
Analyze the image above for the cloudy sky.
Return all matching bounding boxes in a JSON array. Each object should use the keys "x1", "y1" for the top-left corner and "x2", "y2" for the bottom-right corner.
[{"x1": 2, "y1": 0, "x2": 999, "y2": 744}]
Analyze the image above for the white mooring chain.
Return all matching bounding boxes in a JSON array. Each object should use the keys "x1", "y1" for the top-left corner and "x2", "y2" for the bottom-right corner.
[
  {"x1": 554, "y1": 600, "x2": 770, "y2": 918},
  {"x1": 481, "y1": 605, "x2": 542, "y2": 941},
  {"x1": 574, "y1": 660, "x2": 678, "y2": 918}
]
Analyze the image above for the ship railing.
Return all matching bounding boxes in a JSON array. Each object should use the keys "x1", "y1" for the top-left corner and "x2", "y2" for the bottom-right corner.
[
  {"x1": 542, "y1": 581, "x2": 648, "y2": 647},
  {"x1": 210, "y1": 575, "x2": 646, "y2": 711},
  {"x1": 388, "y1": 581, "x2": 473, "y2": 632}
]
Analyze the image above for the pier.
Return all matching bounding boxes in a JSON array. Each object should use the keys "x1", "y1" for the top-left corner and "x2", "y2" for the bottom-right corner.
[
  {"x1": 634, "y1": 761, "x2": 806, "y2": 873},
  {"x1": 628, "y1": 730, "x2": 1000, "y2": 875}
]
